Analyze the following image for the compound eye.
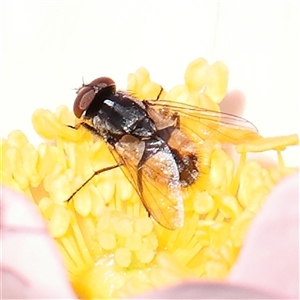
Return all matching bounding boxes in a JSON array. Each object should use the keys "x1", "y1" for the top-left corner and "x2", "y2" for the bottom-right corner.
[
  {"x1": 73, "y1": 86, "x2": 94, "y2": 118},
  {"x1": 88, "y1": 76, "x2": 115, "y2": 88},
  {"x1": 73, "y1": 77, "x2": 116, "y2": 118}
]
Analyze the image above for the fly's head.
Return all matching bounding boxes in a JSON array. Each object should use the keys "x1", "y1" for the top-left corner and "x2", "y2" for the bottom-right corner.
[{"x1": 73, "y1": 77, "x2": 116, "y2": 119}]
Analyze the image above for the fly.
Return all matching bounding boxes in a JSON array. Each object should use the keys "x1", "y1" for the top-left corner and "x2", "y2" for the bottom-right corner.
[{"x1": 67, "y1": 77, "x2": 258, "y2": 230}]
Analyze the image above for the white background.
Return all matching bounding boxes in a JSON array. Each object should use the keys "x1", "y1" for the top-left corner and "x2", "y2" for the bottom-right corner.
[{"x1": 1, "y1": 1, "x2": 299, "y2": 166}]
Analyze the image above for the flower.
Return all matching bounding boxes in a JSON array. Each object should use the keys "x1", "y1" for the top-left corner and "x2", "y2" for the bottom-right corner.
[{"x1": 1, "y1": 57, "x2": 298, "y2": 298}]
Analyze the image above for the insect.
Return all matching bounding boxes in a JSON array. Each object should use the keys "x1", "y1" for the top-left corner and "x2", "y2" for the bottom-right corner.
[{"x1": 67, "y1": 77, "x2": 258, "y2": 230}]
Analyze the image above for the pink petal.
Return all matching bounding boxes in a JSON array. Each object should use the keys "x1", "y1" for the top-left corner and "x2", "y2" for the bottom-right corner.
[
  {"x1": 135, "y1": 281, "x2": 278, "y2": 299},
  {"x1": 229, "y1": 172, "x2": 299, "y2": 299},
  {"x1": 1, "y1": 186, "x2": 77, "y2": 299}
]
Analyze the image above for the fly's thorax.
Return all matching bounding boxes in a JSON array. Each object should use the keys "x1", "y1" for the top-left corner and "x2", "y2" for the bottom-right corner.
[{"x1": 93, "y1": 93, "x2": 158, "y2": 142}]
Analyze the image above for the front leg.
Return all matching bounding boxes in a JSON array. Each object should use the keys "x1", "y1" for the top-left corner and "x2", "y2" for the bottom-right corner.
[
  {"x1": 68, "y1": 121, "x2": 100, "y2": 135},
  {"x1": 80, "y1": 122, "x2": 100, "y2": 135}
]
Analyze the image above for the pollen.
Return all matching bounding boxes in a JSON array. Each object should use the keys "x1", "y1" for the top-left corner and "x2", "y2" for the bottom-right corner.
[{"x1": 1, "y1": 57, "x2": 298, "y2": 299}]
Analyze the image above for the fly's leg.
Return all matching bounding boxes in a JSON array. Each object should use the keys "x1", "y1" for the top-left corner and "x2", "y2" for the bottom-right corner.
[
  {"x1": 155, "y1": 86, "x2": 164, "y2": 100},
  {"x1": 148, "y1": 85, "x2": 164, "y2": 102},
  {"x1": 65, "y1": 163, "x2": 122, "y2": 202},
  {"x1": 67, "y1": 121, "x2": 98, "y2": 133},
  {"x1": 65, "y1": 121, "x2": 123, "y2": 202}
]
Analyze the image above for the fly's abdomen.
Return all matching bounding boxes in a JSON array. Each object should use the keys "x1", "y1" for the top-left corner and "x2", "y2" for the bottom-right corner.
[{"x1": 158, "y1": 126, "x2": 199, "y2": 187}]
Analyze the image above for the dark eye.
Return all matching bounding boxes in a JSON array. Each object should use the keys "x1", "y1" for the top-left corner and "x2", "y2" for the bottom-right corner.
[{"x1": 73, "y1": 77, "x2": 115, "y2": 118}]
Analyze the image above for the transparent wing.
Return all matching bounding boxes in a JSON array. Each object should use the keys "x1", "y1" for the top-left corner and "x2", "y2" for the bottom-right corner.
[
  {"x1": 112, "y1": 136, "x2": 184, "y2": 230},
  {"x1": 146, "y1": 99, "x2": 260, "y2": 144}
]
